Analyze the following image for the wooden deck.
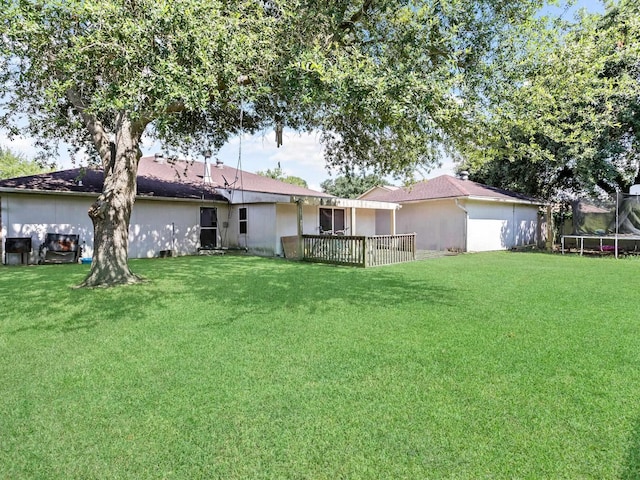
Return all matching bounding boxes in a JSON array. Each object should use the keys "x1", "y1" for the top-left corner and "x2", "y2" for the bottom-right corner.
[{"x1": 302, "y1": 233, "x2": 416, "y2": 267}]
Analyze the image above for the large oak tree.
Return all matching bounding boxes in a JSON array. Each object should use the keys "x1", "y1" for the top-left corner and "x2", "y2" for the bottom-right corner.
[
  {"x1": 460, "y1": 0, "x2": 640, "y2": 201},
  {"x1": 1, "y1": 0, "x2": 542, "y2": 287}
]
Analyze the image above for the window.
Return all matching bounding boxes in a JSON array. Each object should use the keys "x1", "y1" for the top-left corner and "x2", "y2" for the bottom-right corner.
[
  {"x1": 239, "y1": 207, "x2": 248, "y2": 234},
  {"x1": 199, "y1": 207, "x2": 217, "y2": 249},
  {"x1": 319, "y1": 208, "x2": 345, "y2": 234}
]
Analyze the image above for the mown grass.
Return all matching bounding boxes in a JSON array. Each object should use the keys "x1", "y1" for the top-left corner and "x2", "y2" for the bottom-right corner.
[{"x1": 1, "y1": 252, "x2": 640, "y2": 479}]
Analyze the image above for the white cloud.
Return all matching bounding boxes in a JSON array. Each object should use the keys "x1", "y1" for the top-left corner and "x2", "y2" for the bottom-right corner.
[
  {"x1": 0, "y1": 129, "x2": 40, "y2": 158},
  {"x1": 217, "y1": 130, "x2": 331, "y2": 191},
  {"x1": 424, "y1": 159, "x2": 457, "y2": 179},
  {"x1": 0, "y1": 128, "x2": 87, "y2": 168}
]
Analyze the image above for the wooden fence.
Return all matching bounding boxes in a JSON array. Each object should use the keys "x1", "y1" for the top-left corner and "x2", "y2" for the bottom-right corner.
[{"x1": 302, "y1": 233, "x2": 416, "y2": 267}]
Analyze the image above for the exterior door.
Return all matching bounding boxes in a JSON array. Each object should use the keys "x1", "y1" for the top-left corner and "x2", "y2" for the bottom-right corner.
[{"x1": 200, "y1": 207, "x2": 217, "y2": 249}]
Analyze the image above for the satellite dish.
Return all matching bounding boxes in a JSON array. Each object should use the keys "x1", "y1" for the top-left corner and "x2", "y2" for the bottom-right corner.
[{"x1": 630, "y1": 184, "x2": 640, "y2": 195}]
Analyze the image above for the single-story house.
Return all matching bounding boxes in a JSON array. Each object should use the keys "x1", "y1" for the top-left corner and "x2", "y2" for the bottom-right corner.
[
  {"x1": 0, "y1": 156, "x2": 399, "y2": 264},
  {"x1": 359, "y1": 174, "x2": 545, "y2": 252}
]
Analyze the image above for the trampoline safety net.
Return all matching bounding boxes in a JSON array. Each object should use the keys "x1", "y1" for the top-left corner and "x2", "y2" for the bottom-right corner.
[{"x1": 573, "y1": 194, "x2": 640, "y2": 235}]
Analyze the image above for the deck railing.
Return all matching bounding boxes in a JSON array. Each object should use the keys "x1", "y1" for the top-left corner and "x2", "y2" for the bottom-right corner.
[{"x1": 302, "y1": 233, "x2": 416, "y2": 267}]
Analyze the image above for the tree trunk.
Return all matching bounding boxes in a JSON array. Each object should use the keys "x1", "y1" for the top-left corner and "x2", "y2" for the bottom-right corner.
[{"x1": 78, "y1": 118, "x2": 144, "y2": 288}]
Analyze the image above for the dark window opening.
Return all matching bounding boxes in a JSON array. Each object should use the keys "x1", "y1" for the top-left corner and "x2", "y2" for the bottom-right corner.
[
  {"x1": 200, "y1": 207, "x2": 218, "y2": 249},
  {"x1": 319, "y1": 208, "x2": 346, "y2": 234},
  {"x1": 239, "y1": 207, "x2": 248, "y2": 234}
]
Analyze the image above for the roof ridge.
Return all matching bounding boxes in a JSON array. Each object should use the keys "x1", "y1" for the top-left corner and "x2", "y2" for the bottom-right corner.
[{"x1": 442, "y1": 175, "x2": 469, "y2": 196}]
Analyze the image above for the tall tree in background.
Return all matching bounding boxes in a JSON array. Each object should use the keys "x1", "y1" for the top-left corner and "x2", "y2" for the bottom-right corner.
[
  {"x1": 460, "y1": 0, "x2": 640, "y2": 200},
  {"x1": 321, "y1": 173, "x2": 384, "y2": 198},
  {"x1": 1, "y1": 0, "x2": 544, "y2": 287},
  {"x1": 0, "y1": 146, "x2": 52, "y2": 179},
  {"x1": 257, "y1": 162, "x2": 308, "y2": 188}
]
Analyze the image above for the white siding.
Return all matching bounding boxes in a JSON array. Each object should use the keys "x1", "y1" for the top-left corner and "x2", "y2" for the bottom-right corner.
[
  {"x1": 2, "y1": 193, "x2": 94, "y2": 263},
  {"x1": 275, "y1": 203, "x2": 316, "y2": 256},
  {"x1": 353, "y1": 208, "x2": 376, "y2": 236},
  {"x1": 374, "y1": 210, "x2": 394, "y2": 235},
  {"x1": 395, "y1": 199, "x2": 465, "y2": 251},
  {"x1": 128, "y1": 199, "x2": 220, "y2": 258},
  {"x1": 1, "y1": 193, "x2": 229, "y2": 263},
  {"x1": 226, "y1": 203, "x2": 278, "y2": 256},
  {"x1": 2, "y1": 192, "x2": 402, "y2": 263},
  {"x1": 466, "y1": 201, "x2": 539, "y2": 251}
]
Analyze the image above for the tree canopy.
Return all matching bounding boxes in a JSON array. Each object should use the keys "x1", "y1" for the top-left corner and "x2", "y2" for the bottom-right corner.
[
  {"x1": 459, "y1": 0, "x2": 640, "y2": 201},
  {"x1": 0, "y1": 0, "x2": 545, "y2": 286},
  {"x1": 257, "y1": 163, "x2": 308, "y2": 188},
  {"x1": 0, "y1": 146, "x2": 52, "y2": 179},
  {"x1": 320, "y1": 173, "x2": 385, "y2": 198}
]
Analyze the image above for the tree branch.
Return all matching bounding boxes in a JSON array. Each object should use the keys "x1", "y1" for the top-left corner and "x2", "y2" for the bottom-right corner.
[
  {"x1": 65, "y1": 88, "x2": 112, "y2": 169},
  {"x1": 339, "y1": 0, "x2": 374, "y2": 31}
]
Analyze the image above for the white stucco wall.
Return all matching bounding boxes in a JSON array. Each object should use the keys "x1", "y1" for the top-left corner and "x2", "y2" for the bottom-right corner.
[
  {"x1": 1, "y1": 192, "x2": 230, "y2": 263},
  {"x1": 274, "y1": 203, "x2": 313, "y2": 256},
  {"x1": 353, "y1": 208, "x2": 376, "y2": 236},
  {"x1": 128, "y1": 199, "x2": 228, "y2": 258},
  {"x1": 395, "y1": 199, "x2": 466, "y2": 251},
  {"x1": 374, "y1": 210, "x2": 394, "y2": 235},
  {"x1": 2, "y1": 193, "x2": 94, "y2": 264},
  {"x1": 465, "y1": 201, "x2": 539, "y2": 251},
  {"x1": 227, "y1": 203, "x2": 277, "y2": 256},
  {"x1": 2, "y1": 191, "x2": 401, "y2": 263}
]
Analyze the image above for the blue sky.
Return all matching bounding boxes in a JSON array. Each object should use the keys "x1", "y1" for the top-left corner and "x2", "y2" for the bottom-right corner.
[{"x1": 0, "y1": 0, "x2": 607, "y2": 190}]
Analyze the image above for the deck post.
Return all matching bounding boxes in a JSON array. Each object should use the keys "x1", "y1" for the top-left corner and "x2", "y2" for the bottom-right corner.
[
  {"x1": 297, "y1": 200, "x2": 303, "y2": 260},
  {"x1": 362, "y1": 236, "x2": 367, "y2": 267},
  {"x1": 412, "y1": 233, "x2": 416, "y2": 260}
]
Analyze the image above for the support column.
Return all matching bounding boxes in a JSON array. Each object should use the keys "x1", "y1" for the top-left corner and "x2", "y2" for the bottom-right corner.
[
  {"x1": 297, "y1": 200, "x2": 303, "y2": 260},
  {"x1": 351, "y1": 207, "x2": 357, "y2": 235},
  {"x1": 390, "y1": 209, "x2": 396, "y2": 235}
]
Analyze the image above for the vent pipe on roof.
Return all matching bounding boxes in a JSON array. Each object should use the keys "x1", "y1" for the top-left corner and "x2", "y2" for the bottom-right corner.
[
  {"x1": 459, "y1": 170, "x2": 469, "y2": 181},
  {"x1": 154, "y1": 152, "x2": 165, "y2": 164},
  {"x1": 203, "y1": 161, "x2": 212, "y2": 184},
  {"x1": 215, "y1": 159, "x2": 224, "y2": 169}
]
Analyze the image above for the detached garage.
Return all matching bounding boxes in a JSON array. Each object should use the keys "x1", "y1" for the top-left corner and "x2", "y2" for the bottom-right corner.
[{"x1": 360, "y1": 174, "x2": 545, "y2": 252}]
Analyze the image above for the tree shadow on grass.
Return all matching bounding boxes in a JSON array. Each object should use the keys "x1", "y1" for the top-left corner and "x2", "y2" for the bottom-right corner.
[
  {"x1": 0, "y1": 263, "x2": 174, "y2": 335},
  {"x1": 621, "y1": 418, "x2": 640, "y2": 480},
  {"x1": 0, "y1": 255, "x2": 458, "y2": 334},
  {"x1": 148, "y1": 255, "x2": 458, "y2": 326}
]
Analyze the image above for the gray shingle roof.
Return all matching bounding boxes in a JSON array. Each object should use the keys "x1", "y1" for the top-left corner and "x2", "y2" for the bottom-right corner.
[
  {"x1": 0, "y1": 156, "x2": 332, "y2": 201},
  {"x1": 363, "y1": 175, "x2": 541, "y2": 204}
]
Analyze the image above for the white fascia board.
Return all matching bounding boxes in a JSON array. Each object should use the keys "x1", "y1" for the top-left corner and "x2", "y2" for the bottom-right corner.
[
  {"x1": 291, "y1": 195, "x2": 400, "y2": 210},
  {"x1": 466, "y1": 195, "x2": 546, "y2": 206},
  {"x1": 134, "y1": 195, "x2": 227, "y2": 205},
  {"x1": 218, "y1": 188, "x2": 293, "y2": 204},
  {"x1": 333, "y1": 198, "x2": 400, "y2": 210},
  {"x1": 217, "y1": 187, "x2": 401, "y2": 210},
  {"x1": 0, "y1": 187, "x2": 227, "y2": 205},
  {"x1": 0, "y1": 188, "x2": 99, "y2": 199},
  {"x1": 394, "y1": 195, "x2": 543, "y2": 207}
]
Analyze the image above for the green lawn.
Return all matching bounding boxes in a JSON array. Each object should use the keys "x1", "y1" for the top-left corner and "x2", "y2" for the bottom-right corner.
[{"x1": 1, "y1": 252, "x2": 639, "y2": 479}]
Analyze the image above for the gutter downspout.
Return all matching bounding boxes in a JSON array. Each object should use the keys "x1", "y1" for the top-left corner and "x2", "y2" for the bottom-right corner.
[{"x1": 455, "y1": 198, "x2": 468, "y2": 252}]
